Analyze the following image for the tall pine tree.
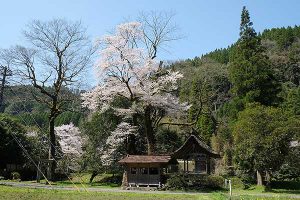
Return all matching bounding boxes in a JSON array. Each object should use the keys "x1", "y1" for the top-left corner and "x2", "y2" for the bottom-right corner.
[{"x1": 229, "y1": 6, "x2": 280, "y2": 107}]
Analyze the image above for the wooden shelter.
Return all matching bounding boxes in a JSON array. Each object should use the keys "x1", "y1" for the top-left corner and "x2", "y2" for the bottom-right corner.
[
  {"x1": 118, "y1": 134, "x2": 220, "y2": 187},
  {"x1": 119, "y1": 155, "x2": 172, "y2": 187},
  {"x1": 172, "y1": 135, "x2": 220, "y2": 174}
]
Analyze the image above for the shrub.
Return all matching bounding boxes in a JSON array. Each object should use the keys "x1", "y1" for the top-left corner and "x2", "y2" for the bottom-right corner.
[
  {"x1": 235, "y1": 170, "x2": 256, "y2": 189},
  {"x1": 11, "y1": 172, "x2": 21, "y2": 180},
  {"x1": 165, "y1": 174, "x2": 224, "y2": 190},
  {"x1": 230, "y1": 177, "x2": 244, "y2": 189},
  {"x1": 98, "y1": 174, "x2": 122, "y2": 186},
  {"x1": 165, "y1": 174, "x2": 187, "y2": 190},
  {"x1": 270, "y1": 181, "x2": 300, "y2": 190},
  {"x1": 19, "y1": 169, "x2": 37, "y2": 181}
]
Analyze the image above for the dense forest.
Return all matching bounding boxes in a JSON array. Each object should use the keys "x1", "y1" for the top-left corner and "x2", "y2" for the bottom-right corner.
[{"x1": 0, "y1": 7, "x2": 299, "y2": 189}]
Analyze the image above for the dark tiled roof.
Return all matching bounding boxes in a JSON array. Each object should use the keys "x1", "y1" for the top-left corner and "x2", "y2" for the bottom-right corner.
[
  {"x1": 172, "y1": 134, "x2": 220, "y2": 158},
  {"x1": 118, "y1": 155, "x2": 171, "y2": 164}
]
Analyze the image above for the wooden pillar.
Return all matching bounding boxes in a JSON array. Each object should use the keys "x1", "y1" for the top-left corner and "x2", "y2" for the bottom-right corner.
[
  {"x1": 207, "y1": 157, "x2": 211, "y2": 174},
  {"x1": 183, "y1": 160, "x2": 186, "y2": 173},
  {"x1": 187, "y1": 158, "x2": 189, "y2": 173},
  {"x1": 36, "y1": 161, "x2": 41, "y2": 183},
  {"x1": 46, "y1": 161, "x2": 52, "y2": 182},
  {"x1": 147, "y1": 164, "x2": 150, "y2": 187}
]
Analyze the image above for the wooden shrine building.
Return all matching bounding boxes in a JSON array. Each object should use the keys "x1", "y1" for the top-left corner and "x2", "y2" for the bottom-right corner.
[
  {"x1": 172, "y1": 134, "x2": 220, "y2": 174},
  {"x1": 119, "y1": 135, "x2": 220, "y2": 187},
  {"x1": 119, "y1": 155, "x2": 172, "y2": 187}
]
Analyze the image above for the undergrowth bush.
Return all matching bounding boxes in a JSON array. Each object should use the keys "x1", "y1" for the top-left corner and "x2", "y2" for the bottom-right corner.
[
  {"x1": 270, "y1": 180, "x2": 300, "y2": 190},
  {"x1": 165, "y1": 174, "x2": 224, "y2": 190},
  {"x1": 230, "y1": 177, "x2": 244, "y2": 189},
  {"x1": 11, "y1": 172, "x2": 21, "y2": 180},
  {"x1": 97, "y1": 174, "x2": 122, "y2": 186}
]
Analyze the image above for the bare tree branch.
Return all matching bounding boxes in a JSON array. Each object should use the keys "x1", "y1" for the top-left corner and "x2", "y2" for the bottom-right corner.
[{"x1": 9, "y1": 19, "x2": 95, "y2": 179}]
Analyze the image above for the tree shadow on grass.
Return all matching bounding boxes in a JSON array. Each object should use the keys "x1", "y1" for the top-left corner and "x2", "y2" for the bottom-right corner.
[{"x1": 270, "y1": 189, "x2": 300, "y2": 194}]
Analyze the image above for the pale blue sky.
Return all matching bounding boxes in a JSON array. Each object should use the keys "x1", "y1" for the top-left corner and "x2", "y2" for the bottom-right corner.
[{"x1": 1, "y1": 0, "x2": 299, "y2": 60}]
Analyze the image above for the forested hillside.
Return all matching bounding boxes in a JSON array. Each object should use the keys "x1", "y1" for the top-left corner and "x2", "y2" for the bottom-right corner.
[
  {"x1": 3, "y1": 85, "x2": 83, "y2": 128},
  {"x1": 171, "y1": 10, "x2": 300, "y2": 184}
]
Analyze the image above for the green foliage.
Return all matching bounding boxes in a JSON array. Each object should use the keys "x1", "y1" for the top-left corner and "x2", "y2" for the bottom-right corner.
[
  {"x1": 196, "y1": 113, "x2": 215, "y2": 144},
  {"x1": 166, "y1": 174, "x2": 224, "y2": 190},
  {"x1": 261, "y1": 26, "x2": 300, "y2": 50},
  {"x1": 229, "y1": 7, "x2": 280, "y2": 107},
  {"x1": 273, "y1": 145, "x2": 300, "y2": 181},
  {"x1": 229, "y1": 177, "x2": 244, "y2": 189},
  {"x1": 176, "y1": 58, "x2": 230, "y2": 142},
  {"x1": 55, "y1": 111, "x2": 82, "y2": 126},
  {"x1": 283, "y1": 87, "x2": 300, "y2": 115},
  {"x1": 166, "y1": 174, "x2": 188, "y2": 190},
  {"x1": 211, "y1": 123, "x2": 234, "y2": 170},
  {"x1": 97, "y1": 174, "x2": 123, "y2": 186},
  {"x1": 16, "y1": 112, "x2": 48, "y2": 129},
  {"x1": 235, "y1": 170, "x2": 256, "y2": 189},
  {"x1": 240, "y1": 6, "x2": 257, "y2": 41},
  {"x1": 178, "y1": 59, "x2": 230, "y2": 111},
  {"x1": 81, "y1": 108, "x2": 121, "y2": 174},
  {"x1": 3, "y1": 85, "x2": 83, "y2": 129},
  {"x1": 11, "y1": 172, "x2": 21, "y2": 180},
  {"x1": 233, "y1": 104, "x2": 298, "y2": 174},
  {"x1": 270, "y1": 180, "x2": 300, "y2": 190},
  {"x1": 219, "y1": 97, "x2": 244, "y2": 121},
  {"x1": 155, "y1": 128, "x2": 183, "y2": 154},
  {"x1": 0, "y1": 114, "x2": 28, "y2": 167},
  {"x1": 201, "y1": 47, "x2": 231, "y2": 64}
]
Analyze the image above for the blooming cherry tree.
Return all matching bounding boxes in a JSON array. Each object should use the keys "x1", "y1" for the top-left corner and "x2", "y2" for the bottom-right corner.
[
  {"x1": 100, "y1": 122, "x2": 137, "y2": 165},
  {"x1": 55, "y1": 123, "x2": 83, "y2": 156},
  {"x1": 55, "y1": 123, "x2": 84, "y2": 171},
  {"x1": 82, "y1": 20, "x2": 188, "y2": 156}
]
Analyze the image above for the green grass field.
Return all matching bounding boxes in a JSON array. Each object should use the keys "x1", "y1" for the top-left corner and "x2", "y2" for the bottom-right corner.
[
  {"x1": 0, "y1": 185, "x2": 299, "y2": 200},
  {"x1": 0, "y1": 186, "x2": 221, "y2": 200},
  {"x1": 1, "y1": 173, "x2": 299, "y2": 200}
]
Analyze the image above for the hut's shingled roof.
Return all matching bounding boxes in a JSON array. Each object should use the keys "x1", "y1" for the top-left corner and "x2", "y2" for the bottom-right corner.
[
  {"x1": 118, "y1": 155, "x2": 171, "y2": 164},
  {"x1": 172, "y1": 134, "x2": 220, "y2": 158}
]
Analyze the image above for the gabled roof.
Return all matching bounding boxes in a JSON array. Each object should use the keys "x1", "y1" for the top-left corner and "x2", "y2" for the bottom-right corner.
[
  {"x1": 118, "y1": 155, "x2": 171, "y2": 164},
  {"x1": 172, "y1": 134, "x2": 220, "y2": 159}
]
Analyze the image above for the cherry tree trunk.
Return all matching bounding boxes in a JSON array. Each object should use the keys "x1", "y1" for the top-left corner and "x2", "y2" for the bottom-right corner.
[
  {"x1": 89, "y1": 171, "x2": 98, "y2": 184},
  {"x1": 126, "y1": 114, "x2": 138, "y2": 154},
  {"x1": 48, "y1": 114, "x2": 57, "y2": 181},
  {"x1": 256, "y1": 170, "x2": 263, "y2": 186},
  {"x1": 265, "y1": 170, "x2": 271, "y2": 189},
  {"x1": 144, "y1": 106, "x2": 155, "y2": 155}
]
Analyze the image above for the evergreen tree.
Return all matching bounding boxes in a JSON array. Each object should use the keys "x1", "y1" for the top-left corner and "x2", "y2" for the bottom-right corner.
[
  {"x1": 229, "y1": 6, "x2": 280, "y2": 107},
  {"x1": 239, "y1": 6, "x2": 257, "y2": 41}
]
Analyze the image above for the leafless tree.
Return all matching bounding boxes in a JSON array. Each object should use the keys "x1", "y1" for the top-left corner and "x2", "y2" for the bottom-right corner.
[
  {"x1": 138, "y1": 11, "x2": 181, "y2": 60},
  {"x1": 0, "y1": 49, "x2": 13, "y2": 113},
  {"x1": 11, "y1": 19, "x2": 95, "y2": 180}
]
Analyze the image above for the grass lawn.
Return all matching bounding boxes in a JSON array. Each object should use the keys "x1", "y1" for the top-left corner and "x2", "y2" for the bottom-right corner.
[
  {"x1": 1, "y1": 174, "x2": 299, "y2": 200},
  {"x1": 0, "y1": 185, "x2": 299, "y2": 200},
  {"x1": 0, "y1": 185, "x2": 224, "y2": 200}
]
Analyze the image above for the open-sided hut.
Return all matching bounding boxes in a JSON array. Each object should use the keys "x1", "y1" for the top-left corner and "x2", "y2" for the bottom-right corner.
[
  {"x1": 118, "y1": 135, "x2": 220, "y2": 187},
  {"x1": 172, "y1": 134, "x2": 220, "y2": 174}
]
